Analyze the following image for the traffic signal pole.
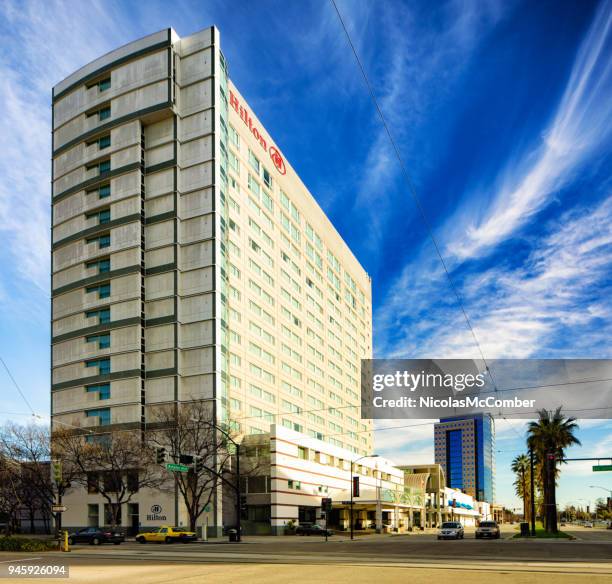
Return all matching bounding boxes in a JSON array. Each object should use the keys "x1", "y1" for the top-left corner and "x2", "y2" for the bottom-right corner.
[
  {"x1": 529, "y1": 446, "x2": 536, "y2": 536},
  {"x1": 235, "y1": 442, "x2": 241, "y2": 542}
]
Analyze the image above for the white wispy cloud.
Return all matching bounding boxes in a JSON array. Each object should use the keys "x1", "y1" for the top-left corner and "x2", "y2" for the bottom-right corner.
[
  {"x1": 336, "y1": 0, "x2": 512, "y2": 251},
  {"x1": 0, "y1": 1, "x2": 130, "y2": 300},
  {"x1": 447, "y1": 0, "x2": 612, "y2": 260},
  {"x1": 377, "y1": 194, "x2": 612, "y2": 360}
]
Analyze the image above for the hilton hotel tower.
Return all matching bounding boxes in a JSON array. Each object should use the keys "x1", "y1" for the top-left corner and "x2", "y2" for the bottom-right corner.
[{"x1": 51, "y1": 27, "x2": 372, "y2": 531}]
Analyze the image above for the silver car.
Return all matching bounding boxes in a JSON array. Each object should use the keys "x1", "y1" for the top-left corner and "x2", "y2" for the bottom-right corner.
[
  {"x1": 437, "y1": 521, "x2": 464, "y2": 540},
  {"x1": 476, "y1": 520, "x2": 500, "y2": 539}
]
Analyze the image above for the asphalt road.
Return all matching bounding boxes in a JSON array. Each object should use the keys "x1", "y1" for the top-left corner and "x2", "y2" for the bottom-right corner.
[
  {"x1": 1, "y1": 525, "x2": 611, "y2": 583},
  {"x1": 564, "y1": 525, "x2": 612, "y2": 541}
]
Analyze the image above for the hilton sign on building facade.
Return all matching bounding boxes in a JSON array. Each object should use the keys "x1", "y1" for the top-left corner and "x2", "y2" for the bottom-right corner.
[{"x1": 51, "y1": 26, "x2": 372, "y2": 535}]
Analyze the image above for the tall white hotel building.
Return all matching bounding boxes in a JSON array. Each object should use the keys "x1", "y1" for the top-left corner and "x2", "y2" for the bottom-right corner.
[{"x1": 51, "y1": 27, "x2": 376, "y2": 535}]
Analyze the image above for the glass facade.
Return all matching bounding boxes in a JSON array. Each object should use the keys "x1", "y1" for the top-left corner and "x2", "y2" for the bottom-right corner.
[
  {"x1": 446, "y1": 429, "x2": 463, "y2": 489},
  {"x1": 436, "y1": 414, "x2": 495, "y2": 503}
]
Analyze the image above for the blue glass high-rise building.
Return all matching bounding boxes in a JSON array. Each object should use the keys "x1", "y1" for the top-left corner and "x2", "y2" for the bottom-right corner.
[{"x1": 434, "y1": 414, "x2": 495, "y2": 503}]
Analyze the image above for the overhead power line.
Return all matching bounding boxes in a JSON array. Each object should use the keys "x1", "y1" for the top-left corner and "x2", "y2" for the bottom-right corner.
[
  {"x1": 329, "y1": 0, "x2": 496, "y2": 388},
  {"x1": 0, "y1": 356, "x2": 35, "y2": 416}
]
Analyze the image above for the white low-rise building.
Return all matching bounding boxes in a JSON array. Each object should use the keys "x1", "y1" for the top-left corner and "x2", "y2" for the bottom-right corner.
[{"x1": 227, "y1": 425, "x2": 426, "y2": 535}]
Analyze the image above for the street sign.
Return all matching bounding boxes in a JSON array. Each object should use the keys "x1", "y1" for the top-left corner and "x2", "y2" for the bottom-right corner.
[
  {"x1": 593, "y1": 465, "x2": 612, "y2": 472},
  {"x1": 166, "y1": 463, "x2": 190, "y2": 473},
  {"x1": 52, "y1": 505, "x2": 67, "y2": 513}
]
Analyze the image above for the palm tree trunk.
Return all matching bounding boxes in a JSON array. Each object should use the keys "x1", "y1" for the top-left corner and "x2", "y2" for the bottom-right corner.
[
  {"x1": 547, "y1": 454, "x2": 558, "y2": 533},
  {"x1": 521, "y1": 470, "x2": 527, "y2": 520}
]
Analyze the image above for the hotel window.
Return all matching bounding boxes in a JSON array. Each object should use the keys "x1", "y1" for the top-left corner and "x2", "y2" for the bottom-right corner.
[
  {"x1": 86, "y1": 282, "x2": 111, "y2": 299},
  {"x1": 86, "y1": 358, "x2": 110, "y2": 375},
  {"x1": 86, "y1": 383, "x2": 110, "y2": 400},
  {"x1": 86, "y1": 258, "x2": 110, "y2": 274},
  {"x1": 86, "y1": 407, "x2": 111, "y2": 426},
  {"x1": 248, "y1": 149, "x2": 260, "y2": 173},
  {"x1": 98, "y1": 184, "x2": 111, "y2": 199},
  {"x1": 262, "y1": 167, "x2": 272, "y2": 189},
  {"x1": 297, "y1": 446, "x2": 308, "y2": 460},
  {"x1": 86, "y1": 308, "x2": 110, "y2": 324},
  {"x1": 98, "y1": 78, "x2": 111, "y2": 92},
  {"x1": 229, "y1": 151, "x2": 240, "y2": 175},
  {"x1": 87, "y1": 504, "x2": 99, "y2": 527},
  {"x1": 229, "y1": 125, "x2": 240, "y2": 149},
  {"x1": 98, "y1": 135, "x2": 111, "y2": 149},
  {"x1": 248, "y1": 173, "x2": 260, "y2": 197},
  {"x1": 262, "y1": 191, "x2": 273, "y2": 212},
  {"x1": 98, "y1": 106, "x2": 111, "y2": 121},
  {"x1": 87, "y1": 208, "x2": 111, "y2": 225},
  {"x1": 86, "y1": 233, "x2": 110, "y2": 249},
  {"x1": 86, "y1": 333, "x2": 110, "y2": 349}
]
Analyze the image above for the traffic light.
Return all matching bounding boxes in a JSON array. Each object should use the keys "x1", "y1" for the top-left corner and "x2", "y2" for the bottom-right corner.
[
  {"x1": 179, "y1": 454, "x2": 194, "y2": 465},
  {"x1": 321, "y1": 497, "x2": 332, "y2": 514},
  {"x1": 352, "y1": 476, "x2": 360, "y2": 497},
  {"x1": 52, "y1": 460, "x2": 62, "y2": 483},
  {"x1": 156, "y1": 447, "x2": 167, "y2": 464},
  {"x1": 194, "y1": 456, "x2": 204, "y2": 473}
]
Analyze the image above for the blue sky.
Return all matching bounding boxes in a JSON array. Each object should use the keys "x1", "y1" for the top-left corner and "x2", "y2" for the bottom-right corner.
[{"x1": 0, "y1": 0, "x2": 611, "y2": 510}]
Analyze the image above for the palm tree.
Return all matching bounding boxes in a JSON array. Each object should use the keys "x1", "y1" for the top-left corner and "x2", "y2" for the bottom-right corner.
[
  {"x1": 511, "y1": 454, "x2": 530, "y2": 521},
  {"x1": 527, "y1": 407, "x2": 580, "y2": 533}
]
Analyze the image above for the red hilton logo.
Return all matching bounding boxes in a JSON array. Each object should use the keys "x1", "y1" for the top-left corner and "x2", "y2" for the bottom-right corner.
[{"x1": 229, "y1": 90, "x2": 286, "y2": 175}]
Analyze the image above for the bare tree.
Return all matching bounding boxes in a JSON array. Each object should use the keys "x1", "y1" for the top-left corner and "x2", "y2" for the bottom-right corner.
[
  {"x1": 148, "y1": 400, "x2": 236, "y2": 533},
  {"x1": 0, "y1": 455, "x2": 22, "y2": 535},
  {"x1": 53, "y1": 428, "x2": 164, "y2": 529},
  {"x1": 0, "y1": 422, "x2": 80, "y2": 535}
]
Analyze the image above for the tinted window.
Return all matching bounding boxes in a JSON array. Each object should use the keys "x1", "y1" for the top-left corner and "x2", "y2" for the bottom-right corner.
[
  {"x1": 480, "y1": 522, "x2": 496, "y2": 527},
  {"x1": 441, "y1": 522, "x2": 460, "y2": 528}
]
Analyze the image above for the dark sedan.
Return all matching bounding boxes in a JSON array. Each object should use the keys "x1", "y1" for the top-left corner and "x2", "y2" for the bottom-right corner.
[
  {"x1": 67, "y1": 527, "x2": 124, "y2": 545},
  {"x1": 295, "y1": 523, "x2": 333, "y2": 536}
]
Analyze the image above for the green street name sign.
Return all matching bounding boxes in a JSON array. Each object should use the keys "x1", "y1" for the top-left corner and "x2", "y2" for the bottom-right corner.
[
  {"x1": 166, "y1": 463, "x2": 190, "y2": 473},
  {"x1": 593, "y1": 465, "x2": 612, "y2": 472}
]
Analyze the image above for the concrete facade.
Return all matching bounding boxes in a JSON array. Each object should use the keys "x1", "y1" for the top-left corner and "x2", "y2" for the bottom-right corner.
[{"x1": 51, "y1": 27, "x2": 372, "y2": 535}]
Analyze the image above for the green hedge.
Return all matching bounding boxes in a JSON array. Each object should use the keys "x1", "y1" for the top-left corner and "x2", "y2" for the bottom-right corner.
[{"x1": 0, "y1": 537, "x2": 57, "y2": 552}]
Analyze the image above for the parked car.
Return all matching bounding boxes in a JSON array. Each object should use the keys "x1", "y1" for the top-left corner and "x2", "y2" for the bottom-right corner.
[
  {"x1": 67, "y1": 527, "x2": 124, "y2": 545},
  {"x1": 437, "y1": 521, "x2": 464, "y2": 540},
  {"x1": 295, "y1": 523, "x2": 333, "y2": 536},
  {"x1": 136, "y1": 525, "x2": 197, "y2": 543},
  {"x1": 475, "y1": 521, "x2": 500, "y2": 539},
  {"x1": 584, "y1": 522, "x2": 594, "y2": 528}
]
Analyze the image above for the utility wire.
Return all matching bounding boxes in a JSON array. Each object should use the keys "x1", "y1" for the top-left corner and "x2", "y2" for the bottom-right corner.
[
  {"x1": 329, "y1": 0, "x2": 496, "y2": 388},
  {"x1": 0, "y1": 356, "x2": 35, "y2": 416}
]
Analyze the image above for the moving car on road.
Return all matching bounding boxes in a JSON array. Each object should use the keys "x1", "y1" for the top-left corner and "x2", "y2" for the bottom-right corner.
[
  {"x1": 437, "y1": 521, "x2": 464, "y2": 540},
  {"x1": 67, "y1": 527, "x2": 124, "y2": 545},
  {"x1": 295, "y1": 523, "x2": 333, "y2": 536},
  {"x1": 476, "y1": 521, "x2": 501, "y2": 539},
  {"x1": 136, "y1": 526, "x2": 197, "y2": 543}
]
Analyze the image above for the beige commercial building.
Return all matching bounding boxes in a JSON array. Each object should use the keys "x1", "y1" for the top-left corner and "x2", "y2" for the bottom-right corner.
[{"x1": 51, "y1": 27, "x2": 372, "y2": 534}]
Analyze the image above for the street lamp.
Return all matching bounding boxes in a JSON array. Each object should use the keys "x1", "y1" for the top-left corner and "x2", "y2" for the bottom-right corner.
[
  {"x1": 589, "y1": 485, "x2": 612, "y2": 497},
  {"x1": 350, "y1": 454, "x2": 378, "y2": 540},
  {"x1": 589, "y1": 486, "x2": 611, "y2": 521}
]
